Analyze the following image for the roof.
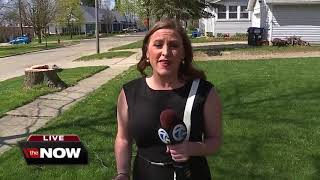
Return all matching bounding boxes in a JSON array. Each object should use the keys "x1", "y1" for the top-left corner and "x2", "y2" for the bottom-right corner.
[
  {"x1": 81, "y1": 6, "x2": 113, "y2": 23},
  {"x1": 247, "y1": 0, "x2": 257, "y2": 11},
  {"x1": 210, "y1": 0, "x2": 223, "y2": 3},
  {"x1": 266, "y1": 0, "x2": 320, "y2": 4},
  {"x1": 82, "y1": 6, "x2": 99, "y2": 23},
  {"x1": 247, "y1": 0, "x2": 320, "y2": 11},
  {"x1": 112, "y1": 10, "x2": 126, "y2": 22}
]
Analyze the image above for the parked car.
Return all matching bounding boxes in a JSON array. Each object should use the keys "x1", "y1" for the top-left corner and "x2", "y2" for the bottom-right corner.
[
  {"x1": 122, "y1": 27, "x2": 138, "y2": 33},
  {"x1": 9, "y1": 36, "x2": 31, "y2": 45}
]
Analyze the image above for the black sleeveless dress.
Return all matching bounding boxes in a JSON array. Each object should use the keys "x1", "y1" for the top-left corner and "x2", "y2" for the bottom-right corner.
[{"x1": 123, "y1": 77, "x2": 214, "y2": 180}]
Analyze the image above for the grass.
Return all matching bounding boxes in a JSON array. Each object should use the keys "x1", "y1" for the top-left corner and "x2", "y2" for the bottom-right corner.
[
  {"x1": 108, "y1": 36, "x2": 246, "y2": 51},
  {"x1": 195, "y1": 45, "x2": 320, "y2": 56},
  {"x1": 109, "y1": 40, "x2": 143, "y2": 51},
  {"x1": 75, "y1": 51, "x2": 135, "y2": 61},
  {"x1": 0, "y1": 41, "x2": 79, "y2": 58},
  {"x1": 190, "y1": 36, "x2": 247, "y2": 43},
  {"x1": 0, "y1": 57, "x2": 320, "y2": 179},
  {"x1": 0, "y1": 66, "x2": 107, "y2": 118},
  {"x1": 230, "y1": 45, "x2": 320, "y2": 53},
  {"x1": 38, "y1": 33, "x2": 116, "y2": 42}
]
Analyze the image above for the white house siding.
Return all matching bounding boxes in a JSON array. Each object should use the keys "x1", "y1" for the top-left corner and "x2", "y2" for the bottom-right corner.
[
  {"x1": 201, "y1": 17, "x2": 214, "y2": 33},
  {"x1": 271, "y1": 5, "x2": 320, "y2": 43},
  {"x1": 200, "y1": 0, "x2": 251, "y2": 35},
  {"x1": 199, "y1": 7, "x2": 215, "y2": 34},
  {"x1": 215, "y1": 21, "x2": 251, "y2": 34},
  {"x1": 217, "y1": 0, "x2": 248, "y2": 6}
]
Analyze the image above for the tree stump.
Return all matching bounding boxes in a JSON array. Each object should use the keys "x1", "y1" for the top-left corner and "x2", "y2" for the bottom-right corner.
[{"x1": 24, "y1": 64, "x2": 67, "y2": 89}]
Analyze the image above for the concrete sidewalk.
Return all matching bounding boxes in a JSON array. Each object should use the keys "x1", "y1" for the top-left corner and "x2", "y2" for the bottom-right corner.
[{"x1": 0, "y1": 52, "x2": 140, "y2": 156}]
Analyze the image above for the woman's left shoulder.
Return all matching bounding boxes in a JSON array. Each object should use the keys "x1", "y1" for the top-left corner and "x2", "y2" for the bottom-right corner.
[
  {"x1": 199, "y1": 79, "x2": 214, "y2": 89},
  {"x1": 189, "y1": 78, "x2": 216, "y2": 98}
]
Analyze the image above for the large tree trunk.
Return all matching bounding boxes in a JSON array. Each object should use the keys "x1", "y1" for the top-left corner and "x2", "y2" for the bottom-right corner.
[
  {"x1": 18, "y1": 0, "x2": 24, "y2": 36},
  {"x1": 24, "y1": 65, "x2": 67, "y2": 89},
  {"x1": 37, "y1": 30, "x2": 42, "y2": 44}
]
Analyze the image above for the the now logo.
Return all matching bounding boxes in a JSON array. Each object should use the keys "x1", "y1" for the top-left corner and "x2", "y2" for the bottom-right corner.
[
  {"x1": 23, "y1": 148, "x2": 81, "y2": 159},
  {"x1": 19, "y1": 135, "x2": 88, "y2": 165}
]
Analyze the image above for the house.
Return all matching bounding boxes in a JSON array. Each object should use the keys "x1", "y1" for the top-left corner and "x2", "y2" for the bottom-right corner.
[
  {"x1": 247, "y1": 0, "x2": 320, "y2": 44},
  {"x1": 112, "y1": 10, "x2": 127, "y2": 32},
  {"x1": 48, "y1": 6, "x2": 137, "y2": 35},
  {"x1": 200, "y1": 0, "x2": 251, "y2": 36}
]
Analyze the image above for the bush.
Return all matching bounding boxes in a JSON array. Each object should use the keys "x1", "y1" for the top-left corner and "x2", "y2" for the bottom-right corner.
[
  {"x1": 187, "y1": 24, "x2": 195, "y2": 32},
  {"x1": 233, "y1": 33, "x2": 248, "y2": 38},
  {"x1": 217, "y1": 33, "x2": 224, "y2": 38},
  {"x1": 217, "y1": 33, "x2": 230, "y2": 38},
  {"x1": 0, "y1": 35, "x2": 6, "y2": 43},
  {"x1": 286, "y1": 36, "x2": 310, "y2": 46},
  {"x1": 206, "y1": 32, "x2": 214, "y2": 37},
  {"x1": 272, "y1": 38, "x2": 288, "y2": 47},
  {"x1": 272, "y1": 36, "x2": 310, "y2": 47}
]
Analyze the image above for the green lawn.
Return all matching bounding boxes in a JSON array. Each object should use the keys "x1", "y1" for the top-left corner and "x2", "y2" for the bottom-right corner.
[
  {"x1": 229, "y1": 45, "x2": 320, "y2": 53},
  {"x1": 0, "y1": 66, "x2": 107, "y2": 118},
  {"x1": 109, "y1": 37, "x2": 247, "y2": 51},
  {"x1": 75, "y1": 51, "x2": 135, "y2": 61},
  {"x1": 38, "y1": 33, "x2": 116, "y2": 42},
  {"x1": 0, "y1": 58, "x2": 320, "y2": 179},
  {"x1": 109, "y1": 40, "x2": 143, "y2": 51},
  {"x1": 194, "y1": 45, "x2": 320, "y2": 58},
  {"x1": 0, "y1": 41, "x2": 79, "y2": 58},
  {"x1": 190, "y1": 36, "x2": 247, "y2": 43}
]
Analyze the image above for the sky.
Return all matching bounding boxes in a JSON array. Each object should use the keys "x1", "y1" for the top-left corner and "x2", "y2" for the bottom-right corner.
[{"x1": 102, "y1": 0, "x2": 115, "y2": 9}]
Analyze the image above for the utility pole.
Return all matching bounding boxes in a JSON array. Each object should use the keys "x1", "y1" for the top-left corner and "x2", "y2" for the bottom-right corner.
[{"x1": 95, "y1": 0, "x2": 100, "y2": 54}]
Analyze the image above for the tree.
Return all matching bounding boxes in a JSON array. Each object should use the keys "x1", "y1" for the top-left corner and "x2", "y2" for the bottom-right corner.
[
  {"x1": 0, "y1": 0, "x2": 26, "y2": 35},
  {"x1": 115, "y1": 0, "x2": 148, "y2": 28},
  {"x1": 56, "y1": 0, "x2": 84, "y2": 39},
  {"x1": 81, "y1": 0, "x2": 104, "y2": 7},
  {"x1": 0, "y1": 0, "x2": 15, "y2": 25},
  {"x1": 147, "y1": 0, "x2": 212, "y2": 20},
  {"x1": 81, "y1": 0, "x2": 95, "y2": 7},
  {"x1": 115, "y1": 0, "x2": 213, "y2": 29},
  {"x1": 17, "y1": 0, "x2": 24, "y2": 36},
  {"x1": 23, "y1": 0, "x2": 57, "y2": 43}
]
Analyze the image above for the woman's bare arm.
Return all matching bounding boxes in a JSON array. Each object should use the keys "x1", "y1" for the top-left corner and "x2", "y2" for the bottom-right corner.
[{"x1": 114, "y1": 89, "x2": 132, "y2": 178}]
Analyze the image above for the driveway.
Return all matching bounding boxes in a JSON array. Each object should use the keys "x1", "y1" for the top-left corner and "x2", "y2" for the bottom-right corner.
[{"x1": 0, "y1": 35, "x2": 144, "y2": 82}]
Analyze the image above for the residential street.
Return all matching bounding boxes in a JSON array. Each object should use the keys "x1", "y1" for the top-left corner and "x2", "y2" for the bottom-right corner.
[{"x1": 0, "y1": 34, "x2": 144, "y2": 82}]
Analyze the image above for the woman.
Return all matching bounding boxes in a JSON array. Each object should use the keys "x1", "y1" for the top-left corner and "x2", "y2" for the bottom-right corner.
[{"x1": 114, "y1": 19, "x2": 222, "y2": 180}]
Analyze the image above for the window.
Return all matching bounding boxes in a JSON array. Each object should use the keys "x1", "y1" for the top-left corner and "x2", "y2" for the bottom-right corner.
[
  {"x1": 240, "y1": 6, "x2": 249, "y2": 19},
  {"x1": 217, "y1": 6, "x2": 226, "y2": 19},
  {"x1": 229, "y1": 6, "x2": 237, "y2": 19},
  {"x1": 217, "y1": 5, "x2": 249, "y2": 21}
]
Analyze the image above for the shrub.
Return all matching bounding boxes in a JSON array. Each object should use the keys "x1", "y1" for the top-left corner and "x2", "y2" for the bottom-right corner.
[
  {"x1": 272, "y1": 36, "x2": 310, "y2": 47},
  {"x1": 217, "y1": 33, "x2": 224, "y2": 38},
  {"x1": 233, "y1": 33, "x2": 248, "y2": 38},
  {"x1": 286, "y1": 36, "x2": 310, "y2": 46},
  {"x1": 206, "y1": 32, "x2": 214, "y2": 37},
  {"x1": 216, "y1": 33, "x2": 231, "y2": 38},
  {"x1": 0, "y1": 35, "x2": 6, "y2": 43},
  {"x1": 272, "y1": 38, "x2": 288, "y2": 47}
]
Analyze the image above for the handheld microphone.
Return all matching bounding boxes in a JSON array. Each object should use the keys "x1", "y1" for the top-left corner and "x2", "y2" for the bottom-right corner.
[{"x1": 158, "y1": 109, "x2": 191, "y2": 180}]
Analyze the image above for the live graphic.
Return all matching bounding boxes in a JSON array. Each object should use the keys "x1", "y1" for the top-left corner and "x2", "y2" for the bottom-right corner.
[{"x1": 19, "y1": 135, "x2": 88, "y2": 164}]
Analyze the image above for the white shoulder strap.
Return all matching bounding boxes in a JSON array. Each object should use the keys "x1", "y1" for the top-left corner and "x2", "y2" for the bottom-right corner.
[{"x1": 183, "y1": 79, "x2": 200, "y2": 141}]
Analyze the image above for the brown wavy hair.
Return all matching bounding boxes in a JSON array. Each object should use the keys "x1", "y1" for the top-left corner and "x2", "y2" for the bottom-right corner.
[{"x1": 137, "y1": 19, "x2": 206, "y2": 81}]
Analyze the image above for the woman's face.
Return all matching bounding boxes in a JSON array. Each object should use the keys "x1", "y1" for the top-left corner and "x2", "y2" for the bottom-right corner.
[{"x1": 146, "y1": 28, "x2": 185, "y2": 78}]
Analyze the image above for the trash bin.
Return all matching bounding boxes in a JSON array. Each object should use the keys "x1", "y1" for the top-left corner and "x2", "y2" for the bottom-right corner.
[
  {"x1": 191, "y1": 31, "x2": 200, "y2": 38},
  {"x1": 247, "y1": 27, "x2": 264, "y2": 46}
]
